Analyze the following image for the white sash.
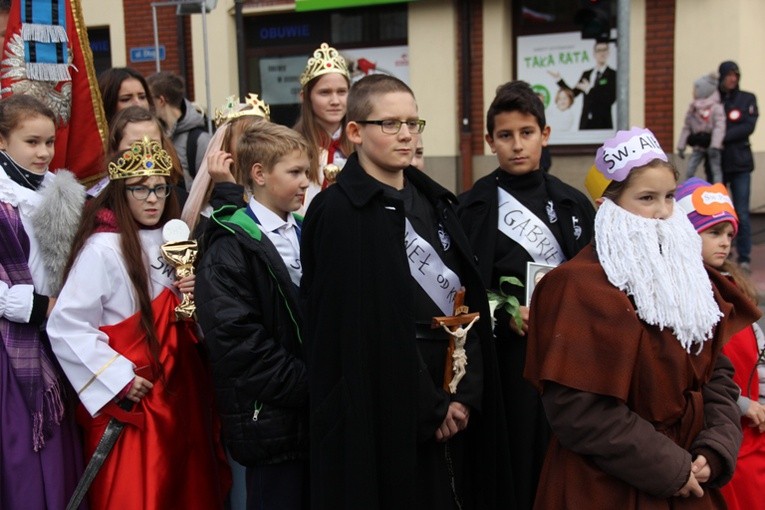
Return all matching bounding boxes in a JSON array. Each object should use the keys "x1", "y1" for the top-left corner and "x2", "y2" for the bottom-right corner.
[
  {"x1": 497, "y1": 187, "x2": 566, "y2": 265},
  {"x1": 404, "y1": 217, "x2": 461, "y2": 315}
]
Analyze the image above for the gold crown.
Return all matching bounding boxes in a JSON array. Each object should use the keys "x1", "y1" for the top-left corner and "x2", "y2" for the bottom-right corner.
[
  {"x1": 299, "y1": 43, "x2": 350, "y2": 87},
  {"x1": 108, "y1": 136, "x2": 173, "y2": 181},
  {"x1": 213, "y1": 93, "x2": 271, "y2": 128}
]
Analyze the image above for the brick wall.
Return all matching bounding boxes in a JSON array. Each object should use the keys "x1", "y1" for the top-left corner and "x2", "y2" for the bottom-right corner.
[
  {"x1": 455, "y1": 0, "x2": 484, "y2": 189},
  {"x1": 456, "y1": 0, "x2": 484, "y2": 155},
  {"x1": 644, "y1": 0, "x2": 675, "y2": 150},
  {"x1": 122, "y1": 1, "x2": 195, "y2": 98}
]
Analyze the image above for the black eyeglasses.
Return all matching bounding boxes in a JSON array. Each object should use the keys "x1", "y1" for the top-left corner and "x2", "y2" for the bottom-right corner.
[
  {"x1": 126, "y1": 184, "x2": 172, "y2": 201},
  {"x1": 356, "y1": 119, "x2": 426, "y2": 134}
]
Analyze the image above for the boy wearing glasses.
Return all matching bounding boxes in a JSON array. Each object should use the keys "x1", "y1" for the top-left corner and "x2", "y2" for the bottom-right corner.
[
  {"x1": 457, "y1": 80, "x2": 595, "y2": 508},
  {"x1": 196, "y1": 122, "x2": 314, "y2": 509},
  {"x1": 301, "y1": 74, "x2": 509, "y2": 509}
]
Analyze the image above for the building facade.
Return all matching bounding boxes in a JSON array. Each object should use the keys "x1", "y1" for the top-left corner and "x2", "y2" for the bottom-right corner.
[{"x1": 81, "y1": 0, "x2": 765, "y2": 209}]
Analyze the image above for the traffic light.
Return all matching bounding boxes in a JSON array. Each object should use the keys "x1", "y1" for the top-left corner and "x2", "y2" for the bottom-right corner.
[{"x1": 574, "y1": 0, "x2": 612, "y2": 41}]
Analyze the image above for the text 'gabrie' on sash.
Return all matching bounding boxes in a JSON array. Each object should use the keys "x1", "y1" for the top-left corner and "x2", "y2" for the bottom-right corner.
[
  {"x1": 497, "y1": 187, "x2": 566, "y2": 265},
  {"x1": 404, "y1": 217, "x2": 461, "y2": 316}
]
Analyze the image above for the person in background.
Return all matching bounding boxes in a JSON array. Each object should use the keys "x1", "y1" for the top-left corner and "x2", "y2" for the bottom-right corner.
[
  {"x1": 293, "y1": 42, "x2": 354, "y2": 213},
  {"x1": 147, "y1": 71, "x2": 212, "y2": 191},
  {"x1": 717, "y1": 60, "x2": 758, "y2": 273},
  {"x1": 412, "y1": 135, "x2": 425, "y2": 170},
  {"x1": 97, "y1": 67, "x2": 152, "y2": 124},
  {"x1": 676, "y1": 72, "x2": 725, "y2": 183},
  {"x1": 181, "y1": 93, "x2": 272, "y2": 239},
  {"x1": 87, "y1": 106, "x2": 188, "y2": 207},
  {"x1": 676, "y1": 177, "x2": 765, "y2": 510}
]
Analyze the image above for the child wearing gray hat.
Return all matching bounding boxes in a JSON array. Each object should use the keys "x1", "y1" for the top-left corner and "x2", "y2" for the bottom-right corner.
[{"x1": 676, "y1": 72, "x2": 726, "y2": 182}]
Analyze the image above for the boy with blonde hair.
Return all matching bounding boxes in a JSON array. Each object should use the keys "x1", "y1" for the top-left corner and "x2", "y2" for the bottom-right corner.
[{"x1": 196, "y1": 122, "x2": 314, "y2": 510}]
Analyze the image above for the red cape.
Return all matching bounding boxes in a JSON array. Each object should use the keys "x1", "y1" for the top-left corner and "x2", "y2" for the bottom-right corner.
[{"x1": 77, "y1": 289, "x2": 230, "y2": 509}]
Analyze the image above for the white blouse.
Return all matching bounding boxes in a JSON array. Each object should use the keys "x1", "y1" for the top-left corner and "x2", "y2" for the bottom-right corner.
[
  {"x1": 0, "y1": 168, "x2": 55, "y2": 323},
  {"x1": 47, "y1": 229, "x2": 177, "y2": 416}
]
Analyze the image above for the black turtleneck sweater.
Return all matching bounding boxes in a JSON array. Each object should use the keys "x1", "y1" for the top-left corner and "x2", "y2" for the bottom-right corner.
[{"x1": 492, "y1": 169, "x2": 564, "y2": 306}]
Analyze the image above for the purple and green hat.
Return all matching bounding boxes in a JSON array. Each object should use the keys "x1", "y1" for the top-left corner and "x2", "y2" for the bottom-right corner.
[{"x1": 676, "y1": 177, "x2": 738, "y2": 235}]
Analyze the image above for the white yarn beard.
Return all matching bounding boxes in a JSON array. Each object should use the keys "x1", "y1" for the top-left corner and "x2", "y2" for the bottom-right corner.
[{"x1": 595, "y1": 199, "x2": 722, "y2": 353}]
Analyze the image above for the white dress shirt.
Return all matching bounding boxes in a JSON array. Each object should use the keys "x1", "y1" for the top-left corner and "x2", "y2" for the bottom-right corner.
[{"x1": 248, "y1": 198, "x2": 302, "y2": 286}]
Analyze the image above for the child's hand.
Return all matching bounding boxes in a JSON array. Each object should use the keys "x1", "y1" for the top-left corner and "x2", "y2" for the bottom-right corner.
[
  {"x1": 509, "y1": 306, "x2": 530, "y2": 336},
  {"x1": 745, "y1": 400, "x2": 765, "y2": 430},
  {"x1": 674, "y1": 471, "x2": 704, "y2": 498},
  {"x1": 691, "y1": 455, "x2": 711, "y2": 484},
  {"x1": 125, "y1": 376, "x2": 154, "y2": 403},
  {"x1": 435, "y1": 402, "x2": 470, "y2": 442},
  {"x1": 46, "y1": 296, "x2": 57, "y2": 317},
  {"x1": 207, "y1": 150, "x2": 235, "y2": 184},
  {"x1": 175, "y1": 275, "x2": 195, "y2": 297}
]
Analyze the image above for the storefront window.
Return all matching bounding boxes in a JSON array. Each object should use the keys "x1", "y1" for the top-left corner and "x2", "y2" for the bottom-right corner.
[{"x1": 88, "y1": 27, "x2": 112, "y2": 76}]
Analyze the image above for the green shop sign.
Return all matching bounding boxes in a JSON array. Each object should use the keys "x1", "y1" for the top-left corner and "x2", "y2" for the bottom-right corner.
[{"x1": 295, "y1": 0, "x2": 416, "y2": 12}]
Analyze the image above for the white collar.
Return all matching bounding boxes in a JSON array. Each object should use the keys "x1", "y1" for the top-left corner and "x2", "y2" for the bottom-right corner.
[{"x1": 248, "y1": 197, "x2": 297, "y2": 233}]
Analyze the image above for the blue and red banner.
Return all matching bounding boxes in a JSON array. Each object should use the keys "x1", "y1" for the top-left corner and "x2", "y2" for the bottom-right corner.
[{"x1": 1, "y1": 0, "x2": 107, "y2": 184}]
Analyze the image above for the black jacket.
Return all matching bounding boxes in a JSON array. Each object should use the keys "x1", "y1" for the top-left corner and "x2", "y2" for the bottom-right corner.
[
  {"x1": 457, "y1": 169, "x2": 594, "y2": 508},
  {"x1": 300, "y1": 153, "x2": 512, "y2": 509},
  {"x1": 196, "y1": 204, "x2": 308, "y2": 466},
  {"x1": 719, "y1": 80, "x2": 758, "y2": 175},
  {"x1": 457, "y1": 169, "x2": 595, "y2": 288}
]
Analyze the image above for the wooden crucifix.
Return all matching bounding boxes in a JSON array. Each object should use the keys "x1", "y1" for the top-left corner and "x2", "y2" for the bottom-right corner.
[{"x1": 431, "y1": 287, "x2": 480, "y2": 394}]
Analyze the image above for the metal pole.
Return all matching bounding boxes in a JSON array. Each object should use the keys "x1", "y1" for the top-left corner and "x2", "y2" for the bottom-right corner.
[
  {"x1": 151, "y1": 0, "x2": 215, "y2": 133},
  {"x1": 616, "y1": 0, "x2": 630, "y2": 130},
  {"x1": 176, "y1": 14, "x2": 187, "y2": 82},
  {"x1": 201, "y1": 3, "x2": 213, "y2": 133},
  {"x1": 235, "y1": 0, "x2": 247, "y2": 99},
  {"x1": 458, "y1": 0, "x2": 472, "y2": 193},
  {"x1": 153, "y1": 4, "x2": 161, "y2": 72}
]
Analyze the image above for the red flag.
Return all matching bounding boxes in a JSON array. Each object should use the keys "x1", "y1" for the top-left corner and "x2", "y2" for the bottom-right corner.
[{"x1": 1, "y1": 0, "x2": 108, "y2": 185}]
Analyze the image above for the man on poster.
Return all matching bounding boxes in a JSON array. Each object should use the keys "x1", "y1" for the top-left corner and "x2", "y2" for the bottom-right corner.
[{"x1": 553, "y1": 40, "x2": 616, "y2": 130}]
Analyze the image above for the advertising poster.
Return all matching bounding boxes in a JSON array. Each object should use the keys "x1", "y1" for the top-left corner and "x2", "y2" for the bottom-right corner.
[{"x1": 517, "y1": 31, "x2": 617, "y2": 145}]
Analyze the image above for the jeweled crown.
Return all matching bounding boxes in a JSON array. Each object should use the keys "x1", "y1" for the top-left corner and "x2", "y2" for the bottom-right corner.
[
  {"x1": 213, "y1": 93, "x2": 271, "y2": 128},
  {"x1": 108, "y1": 136, "x2": 173, "y2": 181},
  {"x1": 299, "y1": 42, "x2": 350, "y2": 87}
]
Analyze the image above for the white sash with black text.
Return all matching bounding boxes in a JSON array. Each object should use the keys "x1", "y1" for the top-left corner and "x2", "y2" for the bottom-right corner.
[
  {"x1": 497, "y1": 187, "x2": 566, "y2": 265},
  {"x1": 404, "y1": 218, "x2": 461, "y2": 315}
]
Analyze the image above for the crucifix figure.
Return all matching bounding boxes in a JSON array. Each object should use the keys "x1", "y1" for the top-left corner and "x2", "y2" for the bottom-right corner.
[{"x1": 431, "y1": 287, "x2": 480, "y2": 394}]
